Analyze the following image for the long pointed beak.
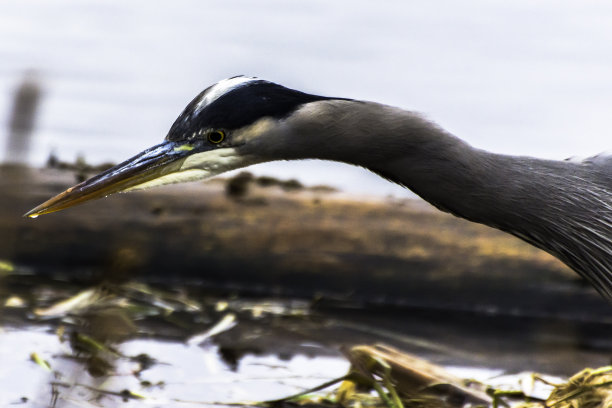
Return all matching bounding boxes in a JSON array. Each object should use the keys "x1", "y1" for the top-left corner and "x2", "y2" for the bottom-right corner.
[{"x1": 25, "y1": 140, "x2": 191, "y2": 218}]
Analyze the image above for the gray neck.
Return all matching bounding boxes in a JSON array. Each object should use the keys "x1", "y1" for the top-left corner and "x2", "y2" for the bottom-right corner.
[{"x1": 286, "y1": 100, "x2": 612, "y2": 299}]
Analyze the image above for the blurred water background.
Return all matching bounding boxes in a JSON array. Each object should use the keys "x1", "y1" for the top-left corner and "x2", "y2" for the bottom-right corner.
[{"x1": 3, "y1": 1, "x2": 612, "y2": 196}]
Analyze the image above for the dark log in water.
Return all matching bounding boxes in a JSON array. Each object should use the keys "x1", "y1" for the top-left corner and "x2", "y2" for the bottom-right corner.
[{"x1": 0, "y1": 165, "x2": 609, "y2": 320}]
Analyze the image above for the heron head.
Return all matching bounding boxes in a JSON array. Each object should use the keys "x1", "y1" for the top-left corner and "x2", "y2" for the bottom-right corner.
[{"x1": 25, "y1": 76, "x2": 329, "y2": 217}]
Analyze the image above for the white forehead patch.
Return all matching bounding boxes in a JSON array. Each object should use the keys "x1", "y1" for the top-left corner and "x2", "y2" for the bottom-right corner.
[{"x1": 195, "y1": 76, "x2": 258, "y2": 110}]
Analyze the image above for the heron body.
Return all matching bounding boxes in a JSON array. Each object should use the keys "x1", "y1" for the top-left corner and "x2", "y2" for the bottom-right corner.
[{"x1": 27, "y1": 76, "x2": 612, "y2": 300}]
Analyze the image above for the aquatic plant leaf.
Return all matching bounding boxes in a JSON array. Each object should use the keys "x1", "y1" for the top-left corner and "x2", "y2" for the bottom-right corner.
[
  {"x1": 29, "y1": 352, "x2": 51, "y2": 371},
  {"x1": 187, "y1": 313, "x2": 237, "y2": 346},
  {"x1": 34, "y1": 287, "x2": 103, "y2": 318},
  {"x1": 0, "y1": 260, "x2": 14, "y2": 273}
]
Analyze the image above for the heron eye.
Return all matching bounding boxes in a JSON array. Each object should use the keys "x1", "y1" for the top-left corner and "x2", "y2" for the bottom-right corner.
[{"x1": 208, "y1": 130, "x2": 225, "y2": 144}]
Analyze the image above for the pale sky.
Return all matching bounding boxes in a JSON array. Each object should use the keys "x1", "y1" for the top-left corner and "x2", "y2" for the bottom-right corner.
[{"x1": 2, "y1": 0, "x2": 612, "y2": 195}]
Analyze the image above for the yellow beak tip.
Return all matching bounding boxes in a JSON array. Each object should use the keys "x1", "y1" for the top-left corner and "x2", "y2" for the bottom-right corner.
[{"x1": 23, "y1": 206, "x2": 44, "y2": 218}]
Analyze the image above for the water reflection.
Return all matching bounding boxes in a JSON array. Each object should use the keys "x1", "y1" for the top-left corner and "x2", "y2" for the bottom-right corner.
[
  {"x1": 0, "y1": 280, "x2": 350, "y2": 407},
  {"x1": 0, "y1": 274, "x2": 610, "y2": 406},
  {"x1": 0, "y1": 327, "x2": 350, "y2": 407}
]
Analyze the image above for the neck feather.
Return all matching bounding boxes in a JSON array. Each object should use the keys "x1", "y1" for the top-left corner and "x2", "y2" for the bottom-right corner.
[{"x1": 290, "y1": 100, "x2": 612, "y2": 299}]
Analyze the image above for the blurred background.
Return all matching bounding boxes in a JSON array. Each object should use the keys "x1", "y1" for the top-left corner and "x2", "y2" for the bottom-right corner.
[
  {"x1": 1, "y1": 1, "x2": 612, "y2": 407},
  {"x1": 4, "y1": 0, "x2": 612, "y2": 194}
]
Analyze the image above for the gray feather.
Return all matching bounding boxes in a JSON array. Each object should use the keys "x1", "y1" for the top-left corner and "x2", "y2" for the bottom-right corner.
[{"x1": 283, "y1": 100, "x2": 612, "y2": 299}]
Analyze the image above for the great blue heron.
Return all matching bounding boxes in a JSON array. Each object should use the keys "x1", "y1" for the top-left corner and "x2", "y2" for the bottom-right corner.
[{"x1": 26, "y1": 76, "x2": 612, "y2": 300}]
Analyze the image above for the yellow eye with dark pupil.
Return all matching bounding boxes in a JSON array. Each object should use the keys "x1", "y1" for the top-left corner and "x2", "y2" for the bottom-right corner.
[{"x1": 208, "y1": 130, "x2": 225, "y2": 144}]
